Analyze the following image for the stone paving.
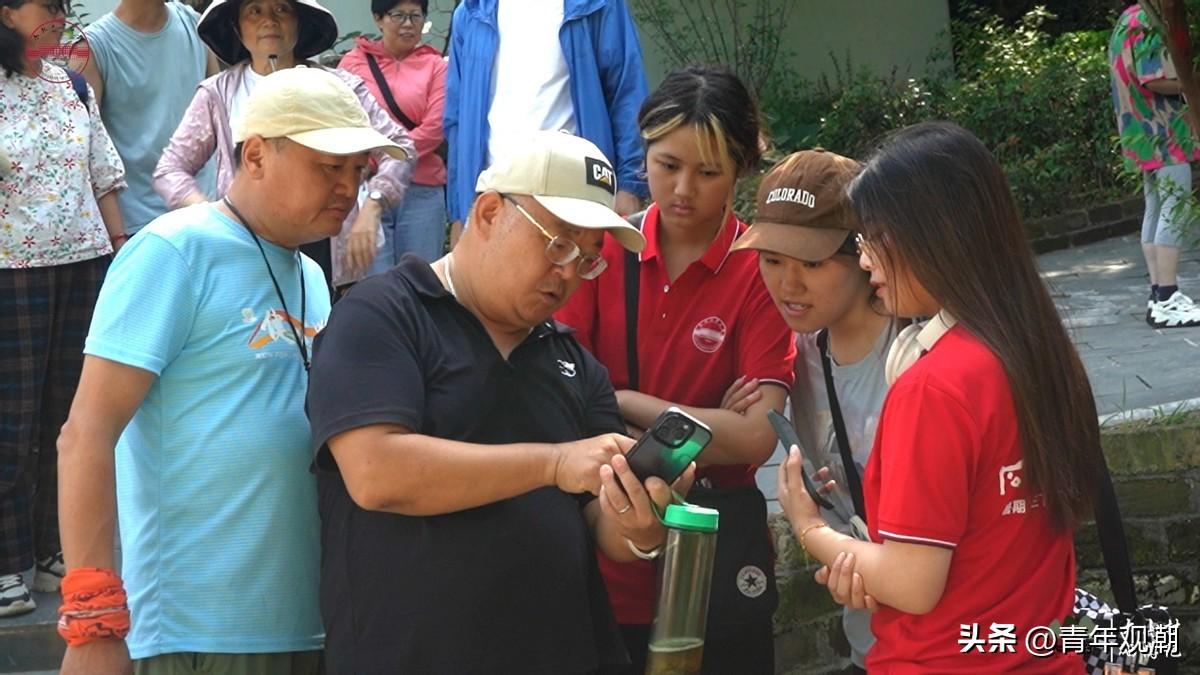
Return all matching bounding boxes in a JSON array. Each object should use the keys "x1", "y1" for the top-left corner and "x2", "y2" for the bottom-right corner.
[
  {"x1": 1042, "y1": 233, "x2": 1200, "y2": 419},
  {"x1": 758, "y1": 233, "x2": 1200, "y2": 511}
]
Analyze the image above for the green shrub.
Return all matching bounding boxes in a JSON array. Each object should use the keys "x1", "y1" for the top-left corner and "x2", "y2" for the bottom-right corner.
[{"x1": 748, "y1": 6, "x2": 1135, "y2": 223}]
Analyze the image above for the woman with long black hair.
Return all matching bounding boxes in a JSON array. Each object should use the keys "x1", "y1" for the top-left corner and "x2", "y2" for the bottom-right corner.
[
  {"x1": 728, "y1": 149, "x2": 896, "y2": 672},
  {"x1": 779, "y1": 121, "x2": 1099, "y2": 673}
]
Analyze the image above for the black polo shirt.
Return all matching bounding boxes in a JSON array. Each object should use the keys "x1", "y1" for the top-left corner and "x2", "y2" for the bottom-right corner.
[{"x1": 306, "y1": 254, "x2": 628, "y2": 675}]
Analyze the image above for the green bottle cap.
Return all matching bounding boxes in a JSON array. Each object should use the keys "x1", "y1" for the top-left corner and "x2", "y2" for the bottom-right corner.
[{"x1": 663, "y1": 503, "x2": 719, "y2": 533}]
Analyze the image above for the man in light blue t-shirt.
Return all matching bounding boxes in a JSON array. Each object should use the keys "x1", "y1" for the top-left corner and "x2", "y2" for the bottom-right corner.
[
  {"x1": 54, "y1": 68, "x2": 408, "y2": 675},
  {"x1": 83, "y1": 0, "x2": 219, "y2": 234}
]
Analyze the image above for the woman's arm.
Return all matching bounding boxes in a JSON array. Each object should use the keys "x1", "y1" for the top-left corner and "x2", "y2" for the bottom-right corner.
[
  {"x1": 616, "y1": 385, "x2": 787, "y2": 466},
  {"x1": 779, "y1": 447, "x2": 953, "y2": 614},
  {"x1": 83, "y1": 81, "x2": 127, "y2": 248},
  {"x1": 96, "y1": 191, "x2": 127, "y2": 251},
  {"x1": 153, "y1": 87, "x2": 221, "y2": 209},
  {"x1": 343, "y1": 70, "x2": 416, "y2": 210},
  {"x1": 336, "y1": 71, "x2": 419, "y2": 278}
]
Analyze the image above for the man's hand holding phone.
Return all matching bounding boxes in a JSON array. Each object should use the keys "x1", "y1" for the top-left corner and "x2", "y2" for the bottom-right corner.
[
  {"x1": 550, "y1": 433, "x2": 635, "y2": 496},
  {"x1": 599, "y1": 454, "x2": 696, "y2": 553}
]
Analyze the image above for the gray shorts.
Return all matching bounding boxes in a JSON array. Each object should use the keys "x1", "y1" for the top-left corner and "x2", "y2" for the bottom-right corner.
[
  {"x1": 1142, "y1": 163, "x2": 1193, "y2": 247},
  {"x1": 134, "y1": 650, "x2": 322, "y2": 675}
]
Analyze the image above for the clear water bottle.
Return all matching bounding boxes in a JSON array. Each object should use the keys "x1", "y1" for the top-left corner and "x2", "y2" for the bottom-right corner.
[{"x1": 645, "y1": 503, "x2": 719, "y2": 675}]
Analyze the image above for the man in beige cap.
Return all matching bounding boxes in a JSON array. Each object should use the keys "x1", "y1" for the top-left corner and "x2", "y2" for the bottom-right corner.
[
  {"x1": 306, "y1": 130, "x2": 687, "y2": 674},
  {"x1": 55, "y1": 67, "x2": 405, "y2": 675}
]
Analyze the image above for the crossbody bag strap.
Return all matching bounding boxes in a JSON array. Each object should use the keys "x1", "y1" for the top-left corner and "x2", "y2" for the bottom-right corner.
[
  {"x1": 623, "y1": 211, "x2": 646, "y2": 391},
  {"x1": 1094, "y1": 447, "x2": 1139, "y2": 613},
  {"x1": 817, "y1": 329, "x2": 867, "y2": 521},
  {"x1": 364, "y1": 53, "x2": 419, "y2": 131}
]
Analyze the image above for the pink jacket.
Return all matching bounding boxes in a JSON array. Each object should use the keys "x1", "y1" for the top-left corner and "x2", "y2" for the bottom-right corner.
[
  {"x1": 339, "y1": 39, "x2": 446, "y2": 187},
  {"x1": 153, "y1": 62, "x2": 417, "y2": 285}
]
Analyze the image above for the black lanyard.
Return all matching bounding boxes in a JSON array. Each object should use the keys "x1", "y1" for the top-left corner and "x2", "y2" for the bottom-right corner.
[{"x1": 222, "y1": 197, "x2": 310, "y2": 372}]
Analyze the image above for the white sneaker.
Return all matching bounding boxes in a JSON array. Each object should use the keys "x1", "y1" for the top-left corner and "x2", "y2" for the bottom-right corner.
[
  {"x1": 0, "y1": 573, "x2": 36, "y2": 617},
  {"x1": 1164, "y1": 290, "x2": 1197, "y2": 308},
  {"x1": 1150, "y1": 291, "x2": 1200, "y2": 328},
  {"x1": 32, "y1": 551, "x2": 65, "y2": 593}
]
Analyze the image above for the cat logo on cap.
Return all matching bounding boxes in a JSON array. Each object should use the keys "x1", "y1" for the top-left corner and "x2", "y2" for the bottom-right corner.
[{"x1": 585, "y1": 157, "x2": 616, "y2": 195}]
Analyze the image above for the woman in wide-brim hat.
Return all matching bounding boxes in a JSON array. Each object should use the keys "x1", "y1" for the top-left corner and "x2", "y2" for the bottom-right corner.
[{"x1": 153, "y1": 0, "x2": 416, "y2": 289}]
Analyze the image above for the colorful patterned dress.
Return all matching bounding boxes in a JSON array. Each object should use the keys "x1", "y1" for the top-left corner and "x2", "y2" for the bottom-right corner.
[{"x1": 1108, "y1": 4, "x2": 1200, "y2": 171}]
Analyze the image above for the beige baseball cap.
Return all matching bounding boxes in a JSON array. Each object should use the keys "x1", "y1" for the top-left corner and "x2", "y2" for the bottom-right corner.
[
  {"x1": 232, "y1": 66, "x2": 407, "y2": 160},
  {"x1": 476, "y1": 131, "x2": 645, "y2": 252},
  {"x1": 732, "y1": 149, "x2": 861, "y2": 261}
]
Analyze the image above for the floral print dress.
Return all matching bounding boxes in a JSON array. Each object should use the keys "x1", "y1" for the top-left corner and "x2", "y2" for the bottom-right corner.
[{"x1": 0, "y1": 62, "x2": 126, "y2": 269}]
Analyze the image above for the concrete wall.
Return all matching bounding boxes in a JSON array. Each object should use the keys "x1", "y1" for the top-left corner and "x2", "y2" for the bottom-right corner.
[{"x1": 635, "y1": 0, "x2": 952, "y2": 89}]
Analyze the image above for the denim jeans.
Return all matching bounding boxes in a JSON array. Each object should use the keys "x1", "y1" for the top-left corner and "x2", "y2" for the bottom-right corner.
[{"x1": 367, "y1": 184, "x2": 447, "y2": 276}]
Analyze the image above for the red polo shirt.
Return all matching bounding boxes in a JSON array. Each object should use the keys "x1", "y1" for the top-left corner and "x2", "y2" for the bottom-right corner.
[
  {"x1": 864, "y1": 326, "x2": 1077, "y2": 674},
  {"x1": 556, "y1": 203, "x2": 796, "y2": 624}
]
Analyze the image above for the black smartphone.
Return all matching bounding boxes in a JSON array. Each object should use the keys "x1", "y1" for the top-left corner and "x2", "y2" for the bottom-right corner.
[
  {"x1": 625, "y1": 407, "x2": 712, "y2": 484},
  {"x1": 767, "y1": 410, "x2": 836, "y2": 510}
]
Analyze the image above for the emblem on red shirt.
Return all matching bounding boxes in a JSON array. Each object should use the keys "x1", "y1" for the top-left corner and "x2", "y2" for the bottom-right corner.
[
  {"x1": 692, "y1": 316, "x2": 727, "y2": 354},
  {"x1": 998, "y1": 460, "x2": 1023, "y2": 496}
]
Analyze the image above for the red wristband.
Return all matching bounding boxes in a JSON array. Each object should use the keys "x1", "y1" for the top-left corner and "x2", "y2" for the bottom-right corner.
[{"x1": 57, "y1": 567, "x2": 130, "y2": 647}]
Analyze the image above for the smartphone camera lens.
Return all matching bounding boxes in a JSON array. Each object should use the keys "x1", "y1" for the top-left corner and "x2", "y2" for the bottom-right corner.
[
  {"x1": 651, "y1": 417, "x2": 692, "y2": 448},
  {"x1": 672, "y1": 422, "x2": 692, "y2": 445}
]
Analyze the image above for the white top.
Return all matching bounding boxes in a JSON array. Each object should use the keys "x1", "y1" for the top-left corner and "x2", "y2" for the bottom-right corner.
[
  {"x1": 486, "y1": 0, "x2": 577, "y2": 166},
  {"x1": 228, "y1": 66, "x2": 266, "y2": 131}
]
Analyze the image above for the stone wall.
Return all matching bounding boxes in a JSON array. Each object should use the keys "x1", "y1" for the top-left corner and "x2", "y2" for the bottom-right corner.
[
  {"x1": 771, "y1": 417, "x2": 1200, "y2": 674},
  {"x1": 1024, "y1": 171, "x2": 1200, "y2": 253},
  {"x1": 1026, "y1": 196, "x2": 1145, "y2": 254}
]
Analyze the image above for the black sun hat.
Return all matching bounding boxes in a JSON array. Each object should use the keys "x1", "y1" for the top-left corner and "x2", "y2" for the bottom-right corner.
[{"x1": 198, "y1": 0, "x2": 338, "y2": 66}]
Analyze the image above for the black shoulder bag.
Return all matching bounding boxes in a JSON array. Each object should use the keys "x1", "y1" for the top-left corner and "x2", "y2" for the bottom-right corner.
[
  {"x1": 65, "y1": 68, "x2": 89, "y2": 106},
  {"x1": 364, "y1": 53, "x2": 448, "y2": 163},
  {"x1": 622, "y1": 210, "x2": 779, "y2": 638}
]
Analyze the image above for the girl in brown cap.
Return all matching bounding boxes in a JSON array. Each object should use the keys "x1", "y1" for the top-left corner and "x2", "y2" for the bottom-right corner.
[
  {"x1": 728, "y1": 148, "x2": 896, "y2": 673},
  {"x1": 778, "y1": 121, "x2": 1098, "y2": 673},
  {"x1": 153, "y1": 0, "x2": 416, "y2": 290}
]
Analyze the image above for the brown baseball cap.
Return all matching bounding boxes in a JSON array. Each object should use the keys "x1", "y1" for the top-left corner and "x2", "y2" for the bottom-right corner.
[{"x1": 731, "y1": 149, "x2": 861, "y2": 261}]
